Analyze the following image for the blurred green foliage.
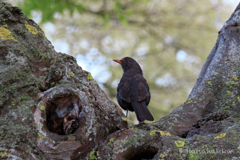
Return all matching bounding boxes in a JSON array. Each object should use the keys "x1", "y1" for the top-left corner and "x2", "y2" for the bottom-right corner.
[
  {"x1": 11, "y1": 0, "x2": 234, "y2": 122},
  {"x1": 19, "y1": 0, "x2": 83, "y2": 22}
]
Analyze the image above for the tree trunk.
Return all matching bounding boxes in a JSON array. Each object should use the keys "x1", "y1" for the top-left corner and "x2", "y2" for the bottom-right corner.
[{"x1": 0, "y1": 2, "x2": 240, "y2": 160}]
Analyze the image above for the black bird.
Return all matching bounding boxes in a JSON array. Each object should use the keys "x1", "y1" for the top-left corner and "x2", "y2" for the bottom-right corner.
[{"x1": 113, "y1": 57, "x2": 154, "y2": 123}]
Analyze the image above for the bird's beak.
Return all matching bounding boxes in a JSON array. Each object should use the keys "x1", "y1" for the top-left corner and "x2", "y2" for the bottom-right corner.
[{"x1": 113, "y1": 59, "x2": 122, "y2": 64}]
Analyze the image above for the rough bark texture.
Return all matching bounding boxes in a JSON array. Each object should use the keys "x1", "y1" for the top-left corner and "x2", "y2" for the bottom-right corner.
[{"x1": 0, "y1": 2, "x2": 240, "y2": 160}]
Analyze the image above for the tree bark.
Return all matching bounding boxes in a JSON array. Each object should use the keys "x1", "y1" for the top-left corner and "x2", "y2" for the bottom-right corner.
[{"x1": 0, "y1": 2, "x2": 240, "y2": 160}]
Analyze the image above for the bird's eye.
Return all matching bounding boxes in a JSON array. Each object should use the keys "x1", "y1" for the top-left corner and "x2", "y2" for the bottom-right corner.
[{"x1": 126, "y1": 60, "x2": 128, "y2": 62}]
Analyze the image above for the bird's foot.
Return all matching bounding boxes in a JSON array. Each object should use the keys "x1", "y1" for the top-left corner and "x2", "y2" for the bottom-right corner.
[{"x1": 138, "y1": 121, "x2": 145, "y2": 125}]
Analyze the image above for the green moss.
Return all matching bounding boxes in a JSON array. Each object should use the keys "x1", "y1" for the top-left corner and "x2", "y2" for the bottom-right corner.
[
  {"x1": 50, "y1": 82, "x2": 55, "y2": 86},
  {"x1": 221, "y1": 106, "x2": 230, "y2": 110},
  {"x1": 160, "y1": 153, "x2": 165, "y2": 158},
  {"x1": 174, "y1": 141, "x2": 185, "y2": 147},
  {"x1": 109, "y1": 138, "x2": 114, "y2": 143},
  {"x1": 39, "y1": 134, "x2": 43, "y2": 140},
  {"x1": 233, "y1": 76, "x2": 238, "y2": 80},
  {"x1": 40, "y1": 105, "x2": 45, "y2": 110},
  {"x1": 87, "y1": 72, "x2": 93, "y2": 80},
  {"x1": 25, "y1": 21, "x2": 39, "y2": 34},
  {"x1": 2, "y1": 22, "x2": 7, "y2": 27},
  {"x1": 69, "y1": 72, "x2": 75, "y2": 77},
  {"x1": 237, "y1": 97, "x2": 240, "y2": 102},
  {"x1": 104, "y1": 136, "x2": 115, "y2": 152},
  {"x1": 0, "y1": 27, "x2": 18, "y2": 42},
  {"x1": 89, "y1": 151, "x2": 98, "y2": 159},
  {"x1": 149, "y1": 130, "x2": 157, "y2": 135},
  {"x1": 0, "y1": 151, "x2": 7, "y2": 157},
  {"x1": 188, "y1": 154, "x2": 199, "y2": 160},
  {"x1": 40, "y1": 54, "x2": 48, "y2": 61}
]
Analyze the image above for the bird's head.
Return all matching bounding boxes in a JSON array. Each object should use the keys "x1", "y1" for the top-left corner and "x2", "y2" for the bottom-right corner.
[{"x1": 113, "y1": 57, "x2": 142, "y2": 74}]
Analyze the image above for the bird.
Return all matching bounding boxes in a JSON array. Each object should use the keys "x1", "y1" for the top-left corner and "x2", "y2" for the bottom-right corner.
[{"x1": 113, "y1": 57, "x2": 154, "y2": 123}]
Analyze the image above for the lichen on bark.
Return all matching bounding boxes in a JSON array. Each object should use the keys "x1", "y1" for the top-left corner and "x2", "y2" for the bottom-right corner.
[{"x1": 1, "y1": 2, "x2": 240, "y2": 160}]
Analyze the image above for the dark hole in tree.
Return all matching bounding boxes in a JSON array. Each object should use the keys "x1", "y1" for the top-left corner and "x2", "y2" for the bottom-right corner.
[
  {"x1": 180, "y1": 131, "x2": 189, "y2": 138},
  {"x1": 128, "y1": 146, "x2": 158, "y2": 160},
  {"x1": 46, "y1": 94, "x2": 82, "y2": 135}
]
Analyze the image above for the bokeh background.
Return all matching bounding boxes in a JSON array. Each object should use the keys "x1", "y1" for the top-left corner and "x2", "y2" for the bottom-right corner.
[{"x1": 6, "y1": 0, "x2": 239, "y2": 123}]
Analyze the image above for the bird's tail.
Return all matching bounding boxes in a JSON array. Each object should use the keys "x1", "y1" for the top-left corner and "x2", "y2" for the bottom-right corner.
[{"x1": 131, "y1": 101, "x2": 154, "y2": 122}]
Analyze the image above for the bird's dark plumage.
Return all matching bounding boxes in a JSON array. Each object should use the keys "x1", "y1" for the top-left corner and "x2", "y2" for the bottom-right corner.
[{"x1": 113, "y1": 57, "x2": 154, "y2": 122}]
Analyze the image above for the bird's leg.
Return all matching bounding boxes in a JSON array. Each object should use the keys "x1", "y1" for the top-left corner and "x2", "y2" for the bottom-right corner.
[{"x1": 126, "y1": 110, "x2": 128, "y2": 118}]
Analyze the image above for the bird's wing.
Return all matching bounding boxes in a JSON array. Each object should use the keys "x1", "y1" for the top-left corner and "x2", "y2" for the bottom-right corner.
[
  {"x1": 138, "y1": 82, "x2": 150, "y2": 102},
  {"x1": 134, "y1": 74, "x2": 150, "y2": 103},
  {"x1": 117, "y1": 77, "x2": 131, "y2": 103}
]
